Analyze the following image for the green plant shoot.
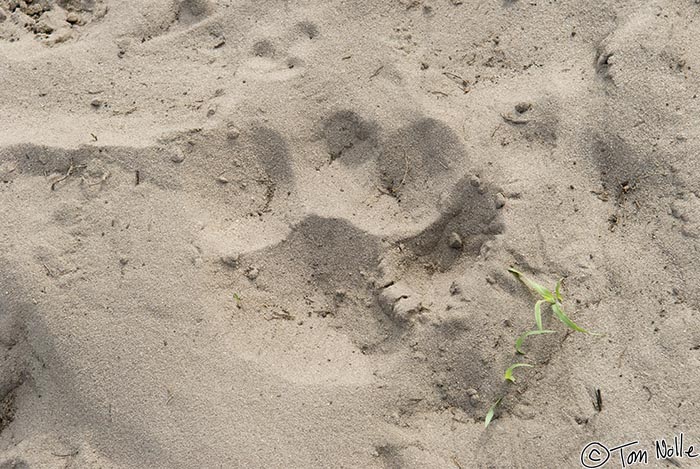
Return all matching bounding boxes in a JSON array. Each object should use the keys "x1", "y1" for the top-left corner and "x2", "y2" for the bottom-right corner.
[
  {"x1": 515, "y1": 329, "x2": 556, "y2": 354},
  {"x1": 484, "y1": 397, "x2": 502, "y2": 428},
  {"x1": 508, "y1": 268, "x2": 593, "y2": 335},
  {"x1": 504, "y1": 363, "x2": 533, "y2": 383}
]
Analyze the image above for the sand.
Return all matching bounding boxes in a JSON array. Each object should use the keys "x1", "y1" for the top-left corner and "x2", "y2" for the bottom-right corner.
[{"x1": 1, "y1": 0, "x2": 700, "y2": 468}]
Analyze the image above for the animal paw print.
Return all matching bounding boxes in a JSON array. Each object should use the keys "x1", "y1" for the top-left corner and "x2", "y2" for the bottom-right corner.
[{"x1": 238, "y1": 20, "x2": 321, "y2": 82}]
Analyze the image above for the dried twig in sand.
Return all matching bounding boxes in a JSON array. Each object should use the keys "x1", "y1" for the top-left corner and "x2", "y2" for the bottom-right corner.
[
  {"x1": 51, "y1": 160, "x2": 75, "y2": 191},
  {"x1": 500, "y1": 112, "x2": 529, "y2": 124},
  {"x1": 442, "y1": 72, "x2": 470, "y2": 93},
  {"x1": 369, "y1": 65, "x2": 384, "y2": 79}
]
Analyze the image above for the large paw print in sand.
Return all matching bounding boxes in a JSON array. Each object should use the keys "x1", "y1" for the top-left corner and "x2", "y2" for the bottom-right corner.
[
  {"x1": 222, "y1": 113, "x2": 509, "y2": 427},
  {"x1": 235, "y1": 113, "x2": 505, "y2": 359}
]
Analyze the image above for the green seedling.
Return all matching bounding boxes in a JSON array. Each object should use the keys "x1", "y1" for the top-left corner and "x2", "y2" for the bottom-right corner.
[
  {"x1": 233, "y1": 292, "x2": 242, "y2": 308},
  {"x1": 504, "y1": 363, "x2": 533, "y2": 383},
  {"x1": 534, "y1": 300, "x2": 545, "y2": 331},
  {"x1": 484, "y1": 397, "x2": 502, "y2": 428},
  {"x1": 508, "y1": 268, "x2": 593, "y2": 334},
  {"x1": 515, "y1": 329, "x2": 556, "y2": 354},
  {"x1": 484, "y1": 268, "x2": 600, "y2": 429}
]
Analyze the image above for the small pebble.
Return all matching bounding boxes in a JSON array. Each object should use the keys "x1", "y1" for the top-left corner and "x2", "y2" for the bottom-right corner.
[
  {"x1": 515, "y1": 102, "x2": 532, "y2": 113},
  {"x1": 90, "y1": 98, "x2": 104, "y2": 108},
  {"x1": 216, "y1": 175, "x2": 229, "y2": 184},
  {"x1": 220, "y1": 254, "x2": 239, "y2": 267},
  {"x1": 467, "y1": 389, "x2": 480, "y2": 405},
  {"x1": 448, "y1": 232, "x2": 463, "y2": 249},
  {"x1": 495, "y1": 192, "x2": 506, "y2": 208},
  {"x1": 66, "y1": 12, "x2": 81, "y2": 24},
  {"x1": 334, "y1": 289, "x2": 347, "y2": 301},
  {"x1": 245, "y1": 266, "x2": 259, "y2": 280},
  {"x1": 25, "y1": 4, "x2": 44, "y2": 16},
  {"x1": 171, "y1": 153, "x2": 185, "y2": 163},
  {"x1": 671, "y1": 203, "x2": 688, "y2": 221},
  {"x1": 227, "y1": 124, "x2": 240, "y2": 140}
]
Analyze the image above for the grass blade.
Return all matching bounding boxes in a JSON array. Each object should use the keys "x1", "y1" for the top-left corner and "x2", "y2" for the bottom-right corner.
[
  {"x1": 484, "y1": 397, "x2": 502, "y2": 428},
  {"x1": 515, "y1": 329, "x2": 556, "y2": 354},
  {"x1": 534, "y1": 299, "x2": 546, "y2": 331},
  {"x1": 555, "y1": 278, "x2": 564, "y2": 302},
  {"x1": 504, "y1": 363, "x2": 533, "y2": 383},
  {"x1": 508, "y1": 268, "x2": 554, "y2": 303},
  {"x1": 551, "y1": 303, "x2": 589, "y2": 334}
]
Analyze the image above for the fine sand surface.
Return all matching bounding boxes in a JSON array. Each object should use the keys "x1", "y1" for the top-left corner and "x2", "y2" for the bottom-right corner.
[{"x1": 1, "y1": 1, "x2": 700, "y2": 468}]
